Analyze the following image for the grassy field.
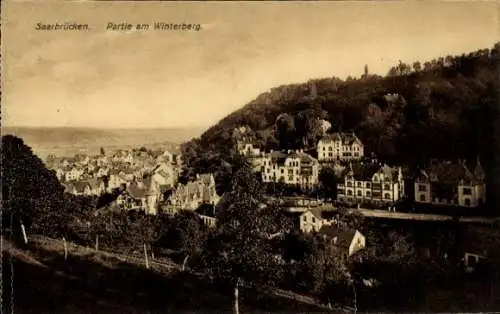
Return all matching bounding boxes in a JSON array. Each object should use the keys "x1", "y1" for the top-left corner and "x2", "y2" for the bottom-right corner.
[{"x1": 2, "y1": 235, "x2": 332, "y2": 314}]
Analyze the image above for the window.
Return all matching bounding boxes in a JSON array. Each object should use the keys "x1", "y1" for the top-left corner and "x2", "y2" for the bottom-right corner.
[
  {"x1": 288, "y1": 176, "x2": 294, "y2": 181},
  {"x1": 420, "y1": 194, "x2": 426, "y2": 202},
  {"x1": 467, "y1": 254, "x2": 478, "y2": 267},
  {"x1": 281, "y1": 169, "x2": 284, "y2": 174},
  {"x1": 328, "y1": 153, "x2": 333, "y2": 157},
  {"x1": 312, "y1": 217, "x2": 316, "y2": 223},
  {"x1": 463, "y1": 188, "x2": 472, "y2": 195},
  {"x1": 384, "y1": 184, "x2": 390, "y2": 190},
  {"x1": 347, "y1": 182, "x2": 353, "y2": 187},
  {"x1": 357, "y1": 190, "x2": 362, "y2": 196},
  {"x1": 357, "y1": 182, "x2": 362, "y2": 187},
  {"x1": 328, "y1": 147, "x2": 333, "y2": 151},
  {"x1": 347, "y1": 190, "x2": 353, "y2": 196},
  {"x1": 366, "y1": 182, "x2": 371, "y2": 188},
  {"x1": 366, "y1": 191, "x2": 371, "y2": 197},
  {"x1": 354, "y1": 152, "x2": 359, "y2": 157},
  {"x1": 464, "y1": 198, "x2": 471, "y2": 207},
  {"x1": 384, "y1": 193, "x2": 391, "y2": 200},
  {"x1": 303, "y1": 216, "x2": 307, "y2": 222},
  {"x1": 418, "y1": 184, "x2": 427, "y2": 192}
]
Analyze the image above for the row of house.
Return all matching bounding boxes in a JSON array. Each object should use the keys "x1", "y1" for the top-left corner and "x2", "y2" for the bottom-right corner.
[
  {"x1": 49, "y1": 148, "x2": 181, "y2": 184},
  {"x1": 237, "y1": 127, "x2": 488, "y2": 209}
]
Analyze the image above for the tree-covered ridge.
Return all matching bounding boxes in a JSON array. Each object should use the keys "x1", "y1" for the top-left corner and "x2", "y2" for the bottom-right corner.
[
  {"x1": 1, "y1": 135, "x2": 94, "y2": 236},
  {"x1": 183, "y1": 42, "x2": 499, "y2": 198}
]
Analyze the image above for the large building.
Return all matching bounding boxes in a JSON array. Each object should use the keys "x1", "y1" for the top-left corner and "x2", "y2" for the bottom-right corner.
[
  {"x1": 414, "y1": 159, "x2": 486, "y2": 208},
  {"x1": 167, "y1": 173, "x2": 220, "y2": 211},
  {"x1": 237, "y1": 141, "x2": 261, "y2": 157},
  {"x1": 261, "y1": 150, "x2": 319, "y2": 190},
  {"x1": 317, "y1": 132, "x2": 364, "y2": 162},
  {"x1": 337, "y1": 162, "x2": 404, "y2": 205}
]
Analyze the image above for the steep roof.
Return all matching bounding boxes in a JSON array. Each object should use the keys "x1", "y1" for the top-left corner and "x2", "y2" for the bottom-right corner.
[
  {"x1": 268, "y1": 151, "x2": 287, "y2": 164},
  {"x1": 70, "y1": 181, "x2": 91, "y2": 193},
  {"x1": 198, "y1": 173, "x2": 214, "y2": 186},
  {"x1": 127, "y1": 183, "x2": 146, "y2": 199},
  {"x1": 302, "y1": 208, "x2": 338, "y2": 220},
  {"x1": 319, "y1": 225, "x2": 358, "y2": 251},
  {"x1": 320, "y1": 132, "x2": 361, "y2": 145},
  {"x1": 344, "y1": 162, "x2": 381, "y2": 181},
  {"x1": 87, "y1": 178, "x2": 104, "y2": 190},
  {"x1": 422, "y1": 160, "x2": 481, "y2": 185}
]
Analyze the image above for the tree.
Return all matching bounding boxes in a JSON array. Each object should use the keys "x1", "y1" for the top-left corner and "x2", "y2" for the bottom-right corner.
[
  {"x1": 164, "y1": 210, "x2": 208, "y2": 270},
  {"x1": 294, "y1": 108, "x2": 328, "y2": 148},
  {"x1": 100, "y1": 147, "x2": 105, "y2": 156},
  {"x1": 197, "y1": 165, "x2": 291, "y2": 314},
  {"x1": 412, "y1": 61, "x2": 422, "y2": 72},
  {"x1": 275, "y1": 113, "x2": 296, "y2": 149},
  {"x1": 318, "y1": 166, "x2": 339, "y2": 200},
  {"x1": 296, "y1": 235, "x2": 350, "y2": 306},
  {"x1": 1, "y1": 135, "x2": 94, "y2": 239}
]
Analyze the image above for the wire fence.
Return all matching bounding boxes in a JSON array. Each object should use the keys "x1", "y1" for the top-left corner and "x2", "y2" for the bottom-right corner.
[{"x1": 25, "y1": 234, "x2": 353, "y2": 312}]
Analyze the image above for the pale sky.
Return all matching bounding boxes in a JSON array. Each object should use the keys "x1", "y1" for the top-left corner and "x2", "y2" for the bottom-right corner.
[{"x1": 2, "y1": 1, "x2": 498, "y2": 129}]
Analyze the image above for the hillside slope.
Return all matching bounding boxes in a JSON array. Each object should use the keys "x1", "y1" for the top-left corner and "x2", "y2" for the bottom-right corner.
[{"x1": 2, "y1": 235, "x2": 332, "y2": 314}]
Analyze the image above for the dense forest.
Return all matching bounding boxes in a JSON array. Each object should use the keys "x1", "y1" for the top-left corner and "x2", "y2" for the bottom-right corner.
[{"x1": 181, "y1": 42, "x2": 500, "y2": 208}]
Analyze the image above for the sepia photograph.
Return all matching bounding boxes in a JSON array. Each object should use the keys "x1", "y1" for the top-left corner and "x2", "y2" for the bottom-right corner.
[{"x1": 2, "y1": 0, "x2": 500, "y2": 313}]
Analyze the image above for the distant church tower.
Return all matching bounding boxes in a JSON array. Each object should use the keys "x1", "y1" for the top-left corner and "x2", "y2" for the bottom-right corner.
[
  {"x1": 363, "y1": 64, "x2": 369, "y2": 79},
  {"x1": 310, "y1": 81, "x2": 318, "y2": 98}
]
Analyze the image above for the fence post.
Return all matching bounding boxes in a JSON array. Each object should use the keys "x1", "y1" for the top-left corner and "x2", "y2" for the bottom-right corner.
[
  {"x1": 144, "y1": 243, "x2": 150, "y2": 269},
  {"x1": 63, "y1": 237, "x2": 68, "y2": 260},
  {"x1": 21, "y1": 223, "x2": 28, "y2": 244}
]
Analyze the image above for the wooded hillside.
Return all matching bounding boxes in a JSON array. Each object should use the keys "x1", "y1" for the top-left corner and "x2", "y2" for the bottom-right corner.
[{"x1": 182, "y1": 43, "x2": 500, "y2": 205}]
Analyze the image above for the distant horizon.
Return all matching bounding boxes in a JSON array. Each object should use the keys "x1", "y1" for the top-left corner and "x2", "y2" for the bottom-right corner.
[{"x1": 2, "y1": 125, "x2": 209, "y2": 130}]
